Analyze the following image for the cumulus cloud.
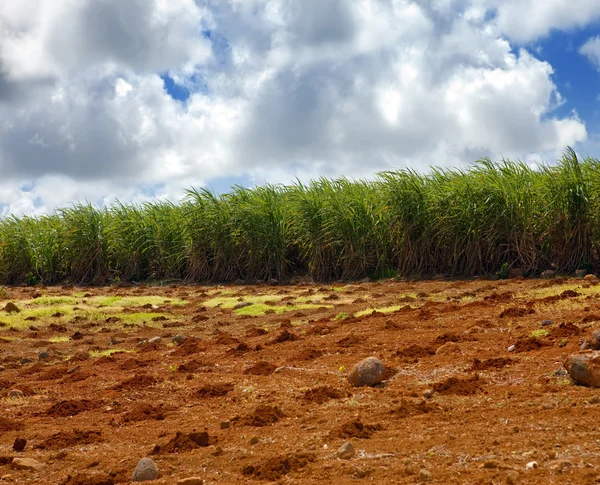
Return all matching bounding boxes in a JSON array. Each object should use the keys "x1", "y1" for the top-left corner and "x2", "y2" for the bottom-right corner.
[
  {"x1": 0, "y1": 0, "x2": 592, "y2": 215},
  {"x1": 580, "y1": 36, "x2": 600, "y2": 69},
  {"x1": 473, "y1": 0, "x2": 600, "y2": 43}
]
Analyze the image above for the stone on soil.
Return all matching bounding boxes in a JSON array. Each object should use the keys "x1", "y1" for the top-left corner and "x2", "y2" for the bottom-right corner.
[
  {"x1": 566, "y1": 352, "x2": 600, "y2": 387},
  {"x1": 148, "y1": 336, "x2": 161, "y2": 344},
  {"x1": 435, "y1": 342, "x2": 462, "y2": 355},
  {"x1": 418, "y1": 468, "x2": 433, "y2": 482},
  {"x1": 3, "y1": 302, "x2": 20, "y2": 313},
  {"x1": 347, "y1": 357, "x2": 385, "y2": 387},
  {"x1": 12, "y1": 438, "x2": 26, "y2": 452},
  {"x1": 585, "y1": 274, "x2": 599, "y2": 281},
  {"x1": 132, "y1": 457, "x2": 159, "y2": 482},
  {"x1": 9, "y1": 389, "x2": 24, "y2": 399},
  {"x1": 177, "y1": 478, "x2": 204, "y2": 485},
  {"x1": 172, "y1": 334, "x2": 185, "y2": 345},
  {"x1": 337, "y1": 442, "x2": 355, "y2": 459},
  {"x1": 11, "y1": 457, "x2": 44, "y2": 471}
]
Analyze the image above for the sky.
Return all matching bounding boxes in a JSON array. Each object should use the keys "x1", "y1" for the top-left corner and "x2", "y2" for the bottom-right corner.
[{"x1": 1, "y1": 0, "x2": 600, "y2": 216}]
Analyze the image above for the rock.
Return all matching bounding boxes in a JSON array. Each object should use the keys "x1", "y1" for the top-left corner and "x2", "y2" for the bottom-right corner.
[
  {"x1": 172, "y1": 334, "x2": 186, "y2": 345},
  {"x1": 509, "y1": 267, "x2": 525, "y2": 278},
  {"x1": 483, "y1": 460, "x2": 499, "y2": 469},
  {"x1": 347, "y1": 357, "x2": 385, "y2": 387},
  {"x1": 131, "y1": 457, "x2": 159, "y2": 482},
  {"x1": 507, "y1": 345, "x2": 516, "y2": 352},
  {"x1": 3, "y1": 302, "x2": 20, "y2": 313},
  {"x1": 541, "y1": 270, "x2": 556, "y2": 278},
  {"x1": 423, "y1": 389, "x2": 434, "y2": 399},
  {"x1": 110, "y1": 336, "x2": 123, "y2": 345},
  {"x1": 553, "y1": 460, "x2": 572, "y2": 472},
  {"x1": 177, "y1": 478, "x2": 204, "y2": 485},
  {"x1": 267, "y1": 279, "x2": 279, "y2": 286},
  {"x1": 220, "y1": 421, "x2": 231, "y2": 430},
  {"x1": 249, "y1": 436, "x2": 259, "y2": 445},
  {"x1": 541, "y1": 320, "x2": 553, "y2": 327},
  {"x1": 418, "y1": 468, "x2": 433, "y2": 482},
  {"x1": 588, "y1": 395, "x2": 600, "y2": 404},
  {"x1": 337, "y1": 442, "x2": 355, "y2": 460},
  {"x1": 9, "y1": 389, "x2": 24, "y2": 399},
  {"x1": 435, "y1": 342, "x2": 462, "y2": 355},
  {"x1": 11, "y1": 457, "x2": 44, "y2": 471},
  {"x1": 70, "y1": 350, "x2": 89, "y2": 362},
  {"x1": 506, "y1": 471, "x2": 519, "y2": 484},
  {"x1": 12, "y1": 438, "x2": 26, "y2": 452},
  {"x1": 148, "y1": 336, "x2": 161, "y2": 344},
  {"x1": 566, "y1": 352, "x2": 600, "y2": 386},
  {"x1": 525, "y1": 461, "x2": 538, "y2": 470},
  {"x1": 576, "y1": 269, "x2": 588, "y2": 277},
  {"x1": 585, "y1": 274, "x2": 599, "y2": 281},
  {"x1": 19, "y1": 358, "x2": 33, "y2": 365},
  {"x1": 38, "y1": 350, "x2": 50, "y2": 361},
  {"x1": 233, "y1": 302, "x2": 253, "y2": 310}
]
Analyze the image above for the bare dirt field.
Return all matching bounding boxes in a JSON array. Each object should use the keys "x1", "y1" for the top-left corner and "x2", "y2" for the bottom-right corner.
[{"x1": 1, "y1": 277, "x2": 600, "y2": 484}]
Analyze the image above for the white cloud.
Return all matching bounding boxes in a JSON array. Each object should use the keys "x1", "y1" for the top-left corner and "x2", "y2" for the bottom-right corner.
[
  {"x1": 0, "y1": 0, "x2": 593, "y2": 215},
  {"x1": 580, "y1": 36, "x2": 600, "y2": 69},
  {"x1": 473, "y1": 0, "x2": 600, "y2": 43}
]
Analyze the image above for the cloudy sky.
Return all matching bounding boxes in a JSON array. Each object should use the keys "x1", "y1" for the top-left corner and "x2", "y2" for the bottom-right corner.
[{"x1": 1, "y1": 0, "x2": 600, "y2": 215}]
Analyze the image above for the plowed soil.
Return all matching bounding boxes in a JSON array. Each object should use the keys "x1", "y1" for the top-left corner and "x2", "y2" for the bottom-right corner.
[{"x1": 1, "y1": 278, "x2": 600, "y2": 483}]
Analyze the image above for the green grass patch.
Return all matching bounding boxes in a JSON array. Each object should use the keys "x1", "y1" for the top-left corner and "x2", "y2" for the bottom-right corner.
[
  {"x1": 234, "y1": 303, "x2": 332, "y2": 317},
  {"x1": 89, "y1": 349, "x2": 133, "y2": 358},
  {"x1": 354, "y1": 305, "x2": 405, "y2": 317},
  {"x1": 204, "y1": 295, "x2": 284, "y2": 309},
  {"x1": 530, "y1": 328, "x2": 549, "y2": 338},
  {"x1": 26, "y1": 296, "x2": 78, "y2": 306},
  {"x1": 48, "y1": 336, "x2": 71, "y2": 343},
  {"x1": 88, "y1": 296, "x2": 187, "y2": 307},
  {"x1": 0, "y1": 305, "x2": 76, "y2": 330}
]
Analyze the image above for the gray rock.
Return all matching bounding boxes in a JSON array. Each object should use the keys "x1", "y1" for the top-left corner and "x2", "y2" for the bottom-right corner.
[
  {"x1": 12, "y1": 457, "x2": 44, "y2": 471},
  {"x1": 172, "y1": 334, "x2": 186, "y2": 345},
  {"x1": 347, "y1": 357, "x2": 385, "y2": 387},
  {"x1": 509, "y1": 267, "x2": 525, "y2": 278},
  {"x1": 566, "y1": 352, "x2": 600, "y2": 387},
  {"x1": 38, "y1": 350, "x2": 50, "y2": 361},
  {"x1": 12, "y1": 438, "x2": 26, "y2": 451},
  {"x1": 9, "y1": 389, "x2": 24, "y2": 399},
  {"x1": 19, "y1": 358, "x2": 33, "y2": 365},
  {"x1": 541, "y1": 320, "x2": 554, "y2": 327},
  {"x1": 592, "y1": 329, "x2": 600, "y2": 343},
  {"x1": 541, "y1": 269, "x2": 556, "y2": 278},
  {"x1": 177, "y1": 478, "x2": 204, "y2": 485},
  {"x1": 3, "y1": 302, "x2": 20, "y2": 313},
  {"x1": 507, "y1": 345, "x2": 516, "y2": 352},
  {"x1": 233, "y1": 302, "x2": 254, "y2": 310},
  {"x1": 418, "y1": 468, "x2": 433, "y2": 482},
  {"x1": 148, "y1": 336, "x2": 161, "y2": 344},
  {"x1": 435, "y1": 342, "x2": 462, "y2": 355},
  {"x1": 220, "y1": 421, "x2": 231, "y2": 430},
  {"x1": 337, "y1": 442, "x2": 355, "y2": 460},
  {"x1": 132, "y1": 457, "x2": 159, "y2": 482}
]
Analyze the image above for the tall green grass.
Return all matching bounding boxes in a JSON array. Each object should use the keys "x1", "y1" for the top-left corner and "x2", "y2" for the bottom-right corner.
[{"x1": 1, "y1": 148, "x2": 599, "y2": 284}]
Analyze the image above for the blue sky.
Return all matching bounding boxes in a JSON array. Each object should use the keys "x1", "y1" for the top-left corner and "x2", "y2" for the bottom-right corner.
[{"x1": 2, "y1": 1, "x2": 600, "y2": 215}]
